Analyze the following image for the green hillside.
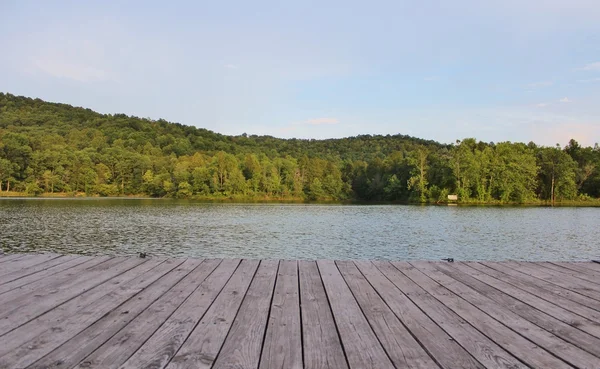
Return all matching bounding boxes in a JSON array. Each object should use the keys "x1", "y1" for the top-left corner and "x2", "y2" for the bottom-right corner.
[{"x1": 1, "y1": 92, "x2": 599, "y2": 203}]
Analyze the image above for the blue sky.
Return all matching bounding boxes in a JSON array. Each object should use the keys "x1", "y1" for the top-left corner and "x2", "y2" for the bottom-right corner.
[{"x1": 1, "y1": 0, "x2": 600, "y2": 146}]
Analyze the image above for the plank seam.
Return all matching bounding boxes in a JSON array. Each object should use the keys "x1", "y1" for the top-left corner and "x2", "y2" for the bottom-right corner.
[
  {"x1": 315, "y1": 260, "x2": 352, "y2": 369},
  {"x1": 353, "y1": 261, "x2": 443, "y2": 369},
  {"x1": 81, "y1": 259, "x2": 220, "y2": 367},
  {"x1": 334, "y1": 261, "x2": 401, "y2": 369},
  {"x1": 162, "y1": 259, "x2": 244, "y2": 368},
  {"x1": 28, "y1": 258, "x2": 192, "y2": 368},
  {"x1": 256, "y1": 259, "x2": 282, "y2": 369},
  {"x1": 405, "y1": 262, "x2": 577, "y2": 369}
]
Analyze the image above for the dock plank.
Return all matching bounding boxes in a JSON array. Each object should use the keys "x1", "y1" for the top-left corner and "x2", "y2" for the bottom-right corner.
[
  {"x1": 396, "y1": 261, "x2": 576, "y2": 369},
  {"x1": 337, "y1": 260, "x2": 438, "y2": 369},
  {"x1": 0, "y1": 254, "x2": 598, "y2": 369},
  {"x1": 482, "y1": 262, "x2": 600, "y2": 312},
  {"x1": 503, "y1": 262, "x2": 600, "y2": 301},
  {"x1": 71, "y1": 259, "x2": 221, "y2": 369},
  {"x1": 259, "y1": 260, "x2": 303, "y2": 369},
  {"x1": 539, "y1": 262, "x2": 600, "y2": 286},
  {"x1": 166, "y1": 259, "x2": 259, "y2": 369},
  {"x1": 432, "y1": 262, "x2": 600, "y2": 358},
  {"x1": 26, "y1": 259, "x2": 202, "y2": 369},
  {"x1": 0, "y1": 254, "x2": 82, "y2": 285},
  {"x1": 0, "y1": 255, "x2": 90, "y2": 295},
  {"x1": 457, "y1": 262, "x2": 600, "y2": 335},
  {"x1": 298, "y1": 260, "x2": 348, "y2": 369},
  {"x1": 0, "y1": 253, "x2": 61, "y2": 276},
  {"x1": 0, "y1": 258, "x2": 166, "y2": 359},
  {"x1": 119, "y1": 259, "x2": 240, "y2": 369},
  {"x1": 212, "y1": 260, "x2": 279, "y2": 369},
  {"x1": 372, "y1": 261, "x2": 518, "y2": 369},
  {"x1": 317, "y1": 260, "x2": 394, "y2": 369}
]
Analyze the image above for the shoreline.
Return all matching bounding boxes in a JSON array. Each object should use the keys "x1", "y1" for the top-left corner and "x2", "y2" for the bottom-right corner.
[{"x1": 1, "y1": 191, "x2": 600, "y2": 206}]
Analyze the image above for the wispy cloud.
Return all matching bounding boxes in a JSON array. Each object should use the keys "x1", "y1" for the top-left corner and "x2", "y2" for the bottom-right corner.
[
  {"x1": 580, "y1": 62, "x2": 600, "y2": 71},
  {"x1": 559, "y1": 97, "x2": 571, "y2": 103},
  {"x1": 526, "y1": 81, "x2": 553, "y2": 89},
  {"x1": 305, "y1": 117, "x2": 339, "y2": 125},
  {"x1": 536, "y1": 103, "x2": 549, "y2": 108},
  {"x1": 577, "y1": 78, "x2": 600, "y2": 83},
  {"x1": 424, "y1": 76, "x2": 439, "y2": 81},
  {"x1": 224, "y1": 64, "x2": 238, "y2": 69},
  {"x1": 33, "y1": 59, "x2": 108, "y2": 82}
]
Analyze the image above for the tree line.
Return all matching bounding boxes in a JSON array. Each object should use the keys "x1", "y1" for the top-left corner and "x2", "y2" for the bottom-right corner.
[{"x1": 1, "y1": 92, "x2": 599, "y2": 203}]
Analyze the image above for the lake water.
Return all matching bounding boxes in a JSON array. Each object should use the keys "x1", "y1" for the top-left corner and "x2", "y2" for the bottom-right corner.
[{"x1": 0, "y1": 198, "x2": 598, "y2": 261}]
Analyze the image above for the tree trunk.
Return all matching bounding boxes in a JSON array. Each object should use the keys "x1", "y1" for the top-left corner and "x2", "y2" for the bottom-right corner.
[
  {"x1": 6, "y1": 179, "x2": 10, "y2": 192},
  {"x1": 551, "y1": 173, "x2": 555, "y2": 206}
]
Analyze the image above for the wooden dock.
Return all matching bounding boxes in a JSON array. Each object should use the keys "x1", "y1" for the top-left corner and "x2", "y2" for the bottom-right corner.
[{"x1": 1, "y1": 254, "x2": 600, "y2": 368}]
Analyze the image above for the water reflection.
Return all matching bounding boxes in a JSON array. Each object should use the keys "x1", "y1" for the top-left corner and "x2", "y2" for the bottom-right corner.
[{"x1": 0, "y1": 198, "x2": 598, "y2": 261}]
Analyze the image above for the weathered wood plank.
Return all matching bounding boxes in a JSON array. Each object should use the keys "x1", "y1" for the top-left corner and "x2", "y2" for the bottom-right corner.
[
  {"x1": 432, "y1": 262, "x2": 600, "y2": 357},
  {"x1": 482, "y1": 262, "x2": 600, "y2": 312},
  {"x1": 0, "y1": 256, "x2": 128, "y2": 335},
  {"x1": 259, "y1": 260, "x2": 303, "y2": 369},
  {"x1": 0, "y1": 258, "x2": 166, "y2": 359},
  {"x1": 166, "y1": 259, "x2": 260, "y2": 369},
  {"x1": 0, "y1": 254, "x2": 81, "y2": 285},
  {"x1": 119, "y1": 259, "x2": 241, "y2": 369},
  {"x1": 0, "y1": 255, "x2": 91, "y2": 295},
  {"x1": 24, "y1": 259, "x2": 202, "y2": 369},
  {"x1": 539, "y1": 262, "x2": 600, "y2": 285},
  {"x1": 298, "y1": 260, "x2": 348, "y2": 369},
  {"x1": 72, "y1": 259, "x2": 221, "y2": 369},
  {"x1": 401, "y1": 261, "x2": 584, "y2": 368},
  {"x1": 211, "y1": 260, "x2": 279, "y2": 369},
  {"x1": 316, "y1": 260, "x2": 394, "y2": 369},
  {"x1": 0, "y1": 253, "x2": 61, "y2": 276},
  {"x1": 0, "y1": 254, "x2": 25, "y2": 263},
  {"x1": 550, "y1": 262, "x2": 600, "y2": 278},
  {"x1": 503, "y1": 262, "x2": 600, "y2": 301},
  {"x1": 0, "y1": 256, "x2": 112, "y2": 305},
  {"x1": 460, "y1": 262, "x2": 600, "y2": 333},
  {"x1": 337, "y1": 260, "x2": 438, "y2": 369},
  {"x1": 371, "y1": 261, "x2": 517, "y2": 369}
]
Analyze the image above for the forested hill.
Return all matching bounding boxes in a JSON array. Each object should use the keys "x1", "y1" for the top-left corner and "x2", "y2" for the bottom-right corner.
[{"x1": 1, "y1": 92, "x2": 599, "y2": 203}]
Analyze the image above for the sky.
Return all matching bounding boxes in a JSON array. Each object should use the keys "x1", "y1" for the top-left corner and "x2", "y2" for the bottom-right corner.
[{"x1": 1, "y1": 0, "x2": 600, "y2": 146}]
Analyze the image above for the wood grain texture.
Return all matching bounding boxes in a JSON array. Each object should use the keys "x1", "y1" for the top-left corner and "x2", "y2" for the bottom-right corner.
[
  {"x1": 0, "y1": 253, "x2": 60, "y2": 276},
  {"x1": 259, "y1": 260, "x2": 302, "y2": 369},
  {"x1": 0, "y1": 259, "x2": 184, "y2": 368},
  {"x1": 431, "y1": 262, "x2": 600, "y2": 360},
  {"x1": 212, "y1": 259, "x2": 279, "y2": 369},
  {"x1": 0, "y1": 255, "x2": 599, "y2": 369},
  {"x1": 0, "y1": 254, "x2": 81, "y2": 285},
  {"x1": 481, "y1": 262, "x2": 600, "y2": 312},
  {"x1": 503, "y1": 262, "x2": 600, "y2": 301},
  {"x1": 371, "y1": 261, "x2": 513, "y2": 369},
  {"x1": 26, "y1": 259, "x2": 201, "y2": 369},
  {"x1": 0, "y1": 258, "x2": 165, "y2": 358},
  {"x1": 298, "y1": 260, "x2": 348, "y2": 369},
  {"x1": 336, "y1": 260, "x2": 438, "y2": 369},
  {"x1": 119, "y1": 259, "x2": 241, "y2": 369},
  {"x1": 73, "y1": 259, "x2": 222, "y2": 369},
  {"x1": 402, "y1": 261, "x2": 588, "y2": 369},
  {"x1": 538, "y1": 262, "x2": 600, "y2": 285},
  {"x1": 166, "y1": 259, "x2": 259, "y2": 369},
  {"x1": 317, "y1": 260, "x2": 395, "y2": 369},
  {"x1": 0, "y1": 255, "x2": 90, "y2": 295},
  {"x1": 454, "y1": 262, "x2": 600, "y2": 337}
]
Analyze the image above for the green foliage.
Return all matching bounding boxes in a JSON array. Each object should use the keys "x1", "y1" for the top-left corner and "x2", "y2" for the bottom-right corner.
[{"x1": 0, "y1": 92, "x2": 599, "y2": 203}]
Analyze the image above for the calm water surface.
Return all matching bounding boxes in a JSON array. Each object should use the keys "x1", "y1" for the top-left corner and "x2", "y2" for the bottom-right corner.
[{"x1": 0, "y1": 198, "x2": 598, "y2": 261}]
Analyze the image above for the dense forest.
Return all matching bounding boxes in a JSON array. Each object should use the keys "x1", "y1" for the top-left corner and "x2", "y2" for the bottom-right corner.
[{"x1": 1, "y1": 92, "x2": 599, "y2": 203}]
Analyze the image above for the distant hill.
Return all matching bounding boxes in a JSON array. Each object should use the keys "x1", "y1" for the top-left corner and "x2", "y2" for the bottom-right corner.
[{"x1": 1, "y1": 92, "x2": 598, "y2": 202}]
